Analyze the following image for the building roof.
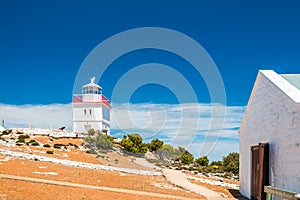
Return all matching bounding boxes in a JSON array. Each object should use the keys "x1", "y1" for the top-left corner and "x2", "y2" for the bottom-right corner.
[
  {"x1": 82, "y1": 77, "x2": 102, "y2": 89},
  {"x1": 239, "y1": 70, "x2": 300, "y2": 133},
  {"x1": 260, "y1": 70, "x2": 300, "y2": 103},
  {"x1": 281, "y1": 74, "x2": 300, "y2": 91}
]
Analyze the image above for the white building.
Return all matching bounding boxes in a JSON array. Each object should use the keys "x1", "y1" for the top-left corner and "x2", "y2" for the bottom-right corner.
[
  {"x1": 239, "y1": 70, "x2": 300, "y2": 199},
  {"x1": 72, "y1": 77, "x2": 111, "y2": 134}
]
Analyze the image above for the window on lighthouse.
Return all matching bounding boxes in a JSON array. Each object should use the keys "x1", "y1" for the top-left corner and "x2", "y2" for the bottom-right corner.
[
  {"x1": 84, "y1": 109, "x2": 86, "y2": 115},
  {"x1": 89, "y1": 109, "x2": 92, "y2": 115}
]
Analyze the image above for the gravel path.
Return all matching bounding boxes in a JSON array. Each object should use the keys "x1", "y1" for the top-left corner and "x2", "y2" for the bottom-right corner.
[
  {"x1": 134, "y1": 157, "x2": 162, "y2": 170},
  {"x1": 163, "y1": 169, "x2": 232, "y2": 200}
]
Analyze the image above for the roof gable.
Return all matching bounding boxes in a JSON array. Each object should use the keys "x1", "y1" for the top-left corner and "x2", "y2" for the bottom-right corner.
[{"x1": 260, "y1": 70, "x2": 300, "y2": 103}]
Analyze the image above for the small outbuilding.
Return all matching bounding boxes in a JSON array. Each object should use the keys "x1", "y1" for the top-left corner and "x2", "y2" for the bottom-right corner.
[{"x1": 239, "y1": 70, "x2": 300, "y2": 199}]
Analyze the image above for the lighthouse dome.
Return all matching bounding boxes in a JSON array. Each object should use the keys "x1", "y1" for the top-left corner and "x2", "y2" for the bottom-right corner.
[{"x1": 82, "y1": 77, "x2": 102, "y2": 94}]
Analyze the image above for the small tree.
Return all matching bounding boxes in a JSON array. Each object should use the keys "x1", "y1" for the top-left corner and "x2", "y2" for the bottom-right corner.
[
  {"x1": 222, "y1": 152, "x2": 239, "y2": 174},
  {"x1": 195, "y1": 156, "x2": 209, "y2": 167},
  {"x1": 148, "y1": 139, "x2": 164, "y2": 152},
  {"x1": 180, "y1": 150, "x2": 194, "y2": 165},
  {"x1": 120, "y1": 134, "x2": 148, "y2": 154},
  {"x1": 95, "y1": 134, "x2": 113, "y2": 150}
]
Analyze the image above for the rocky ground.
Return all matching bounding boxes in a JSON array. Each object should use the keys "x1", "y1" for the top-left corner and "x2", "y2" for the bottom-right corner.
[{"x1": 0, "y1": 132, "x2": 244, "y2": 199}]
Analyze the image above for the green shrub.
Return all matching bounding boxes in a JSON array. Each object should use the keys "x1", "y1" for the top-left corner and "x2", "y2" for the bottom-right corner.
[
  {"x1": 18, "y1": 135, "x2": 30, "y2": 140},
  {"x1": 86, "y1": 148, "x2": 97, "y2": 154},
  {"x1": 120, "y1": 134, "x2": 148, "y2": 154},
  {"x1": 17, "y1": 138, "x2": 25, "y2": 143},
  {"x1": 53, "y1": 144, "x2": 64, "y2": 149},
  {"x1": 31, "y1": 142, "x2": 39, "y2": 146},
  {"x1": 96, "y1": 155, "x2": 105, "y2": 159},
  {"x1": 148, "y1": 139, "x2": 164, "y2": 152},
  {"x1": 1, "y1": 130, "x2": 12, "y2": 135},
  {"x1": 195, "y1": 156, "x2": 209, "y2": 167},
  {"x1": 28, "y1": 140, "x2": 36, "y2": 143},
  {"x1": 179, "y1": 150, "x2": 194, "y2": 165},
  {"x1": 88, "y1": 128, "x2": 96, "y2": 136},
  {"x1": 43, "y1": 144, "x2": 51, "y2": 148},
  {"x1": 84, "y1": 135, "x2": 95, "y2": 143},
  {"x1": 222, "y1": 152, "x2": 239, "y2": 175},
  {"x1": 95, "y1": 134, "x2": 113, "y2": 150},
  {"x1": 46, "y1": 151, "x2": 54, "y2": 154},
  {"x1": 210, "y1": 161, "x2": 223, "y2": 166}
]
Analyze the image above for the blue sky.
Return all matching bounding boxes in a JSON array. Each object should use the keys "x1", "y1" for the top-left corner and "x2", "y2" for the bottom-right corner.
[
  {"x1": 1, "y1": 0, "x2": 300, "y2": 105},
  {"x1": 0, "y1": 1, "x2": 300, "y2": 160}
]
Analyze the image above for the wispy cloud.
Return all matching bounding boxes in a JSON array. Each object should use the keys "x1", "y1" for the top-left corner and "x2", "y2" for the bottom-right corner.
[
  {"x1": 0, "y1": 103, "x2": 245, "y2": 161},
  {"x1": 111, "y1": 103, "x2": 245, "y2": 161},
  {"x1": 0, "y1": 103, "x2": 72, "y2": 129}
]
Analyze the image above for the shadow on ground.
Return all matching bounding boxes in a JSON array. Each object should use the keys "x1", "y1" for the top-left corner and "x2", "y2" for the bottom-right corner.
[{"x1": 228, "y1": 189, "x2": 249, "y2": 200}]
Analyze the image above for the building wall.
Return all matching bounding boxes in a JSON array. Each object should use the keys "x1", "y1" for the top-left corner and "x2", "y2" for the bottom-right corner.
[
  {"x1": 239, "y1": 71, "x2": 300, "y2": 198},
  {"x1": 73, "y1": 104, "x2": 110, "y2": 134}
]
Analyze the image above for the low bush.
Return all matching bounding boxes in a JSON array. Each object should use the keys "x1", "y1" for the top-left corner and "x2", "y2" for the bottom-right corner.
[
  {"x1": 17, "y1": 138, "x2": 25, "y2": 143},
  {"x1": 86, "y1": 148, "x2": 97, "y2": 154},
  {"x1": 53, "y1": 144, "x2": 64, "y2": 149},
  {"x1": 22, "y1": 135, "x2": 30, "y2": 139},
  {"x1": 96, "y1": 155, "x2": 105, "y2": 159},
  {"x1": 1, "y1": 130, "x2": 12, "y2": 135},
  {"x1": 31, "y1": 142, "x2": 39, "y2": 146},
  {"x1": 43, "y1": 144, "x2": 51, "y2": 148},
  {"x1": 46, "y1": 151, "x2": 54, "y2": 154},
  {"x1": 28, "y1": 140, "x2": 36, "y2": 143}
]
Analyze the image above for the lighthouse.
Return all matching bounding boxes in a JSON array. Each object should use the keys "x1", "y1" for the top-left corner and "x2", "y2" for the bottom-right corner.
[{"x1": 72, "y1": 77, "x2": 111, "y2": 134}]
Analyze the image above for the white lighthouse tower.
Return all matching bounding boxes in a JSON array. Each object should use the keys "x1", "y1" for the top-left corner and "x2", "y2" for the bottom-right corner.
[{"x1": 72, "y1": 77, "x2": 111, "y2": 134}]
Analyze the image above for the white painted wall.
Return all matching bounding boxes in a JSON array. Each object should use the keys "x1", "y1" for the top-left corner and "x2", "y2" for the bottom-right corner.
[
  {"x1": 239, "y1": 70, "x2": 300, "y2": 198},
  {"x1": 82, "y1": 94, "x2": 101, "y2": 102},
  {"x1": 73, "y1": 104, "x2": 110, "y2": 134}
]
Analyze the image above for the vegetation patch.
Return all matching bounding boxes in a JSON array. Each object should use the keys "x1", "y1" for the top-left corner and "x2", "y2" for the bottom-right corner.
[
  {"x1": 43, "y1": 144, "x2": 51, "y2": 148},
  {"x1": 120, "y1": 134, "x2": 148, "y2": 154},
  {"x1": 1, "y1": 130, "x2": 12, "y2": 135},
  {"x1": 16, "y1": 135, "x2": 30, "y2": 144},
  {"x1": 86, "y1": 148, "x2": 97, "y2": 154},
  {"x1": 53, "y1": 144, "x2": 65, "y2": 149},
  {"x1": 46, "y1": 150, "x2": 54, "y2": 154},
  {"x1": 31, "y1": 142, "x2": 39, "y2": 146},
  {"x1": 84, "y1": 130, "x2": 113, "y2": 150},
  {"x1": 28, "y1": 140, "x2": 36, "y2": 144},
  {"x1": 96, "y1": 155, "x2": 105, "y2": 159}
]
